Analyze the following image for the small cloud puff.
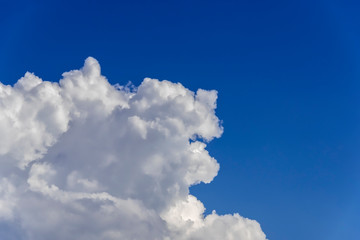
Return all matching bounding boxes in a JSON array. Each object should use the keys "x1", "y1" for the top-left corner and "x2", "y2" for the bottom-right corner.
[{"x1": 0, "y1": 57, "x2": 267, "y2": 240}]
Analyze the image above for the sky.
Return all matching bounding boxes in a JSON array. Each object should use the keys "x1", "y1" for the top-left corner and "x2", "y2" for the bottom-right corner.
[{"x1": 0, "y1": 0, "x2": 359, "y2": 239}]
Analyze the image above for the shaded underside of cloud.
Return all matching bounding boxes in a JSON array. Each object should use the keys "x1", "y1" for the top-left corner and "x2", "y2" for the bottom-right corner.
[{"x1": 0, "y1": 57, "x2": 267, "y2": 240}]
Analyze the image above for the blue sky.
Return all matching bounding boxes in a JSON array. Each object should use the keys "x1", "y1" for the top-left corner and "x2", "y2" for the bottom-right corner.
[{"x1": 1, "y1": 0, "x2": 359, "y2": 239}]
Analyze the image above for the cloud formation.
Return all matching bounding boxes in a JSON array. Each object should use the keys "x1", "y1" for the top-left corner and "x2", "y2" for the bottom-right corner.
[{"x1": 0, "y1": 58, "x2": 267, "y2": 240}]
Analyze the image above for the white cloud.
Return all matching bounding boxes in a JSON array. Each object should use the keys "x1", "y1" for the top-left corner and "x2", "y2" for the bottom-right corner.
[{"x1": 0, "y1": 57, "x2": 267, "y2": 240}]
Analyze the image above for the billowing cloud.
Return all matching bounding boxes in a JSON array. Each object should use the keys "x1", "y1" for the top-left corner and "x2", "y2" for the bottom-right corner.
[{"x1": 0, "y1": 57, "x2": 267, "y2": 240}]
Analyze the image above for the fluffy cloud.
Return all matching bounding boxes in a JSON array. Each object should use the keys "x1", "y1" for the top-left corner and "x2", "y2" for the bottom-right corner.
[{"x1": 0, "y1": 57, "x2": 267, "y2": 240}]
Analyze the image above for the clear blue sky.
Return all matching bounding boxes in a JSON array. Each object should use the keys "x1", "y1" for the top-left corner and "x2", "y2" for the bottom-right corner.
[{"x1": 1, "y1": 0, "x2": 359, "y2": 239}]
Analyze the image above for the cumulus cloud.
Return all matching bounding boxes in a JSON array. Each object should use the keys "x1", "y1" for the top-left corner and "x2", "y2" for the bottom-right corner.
[{"x1": 0, "y1": 57, "x2": 267, "y2": 240}]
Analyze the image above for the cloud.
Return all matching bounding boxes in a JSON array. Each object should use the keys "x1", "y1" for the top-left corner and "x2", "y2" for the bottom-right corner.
[{"x1": 0, "y1": 57, "x2": 267, "y2": 240}]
